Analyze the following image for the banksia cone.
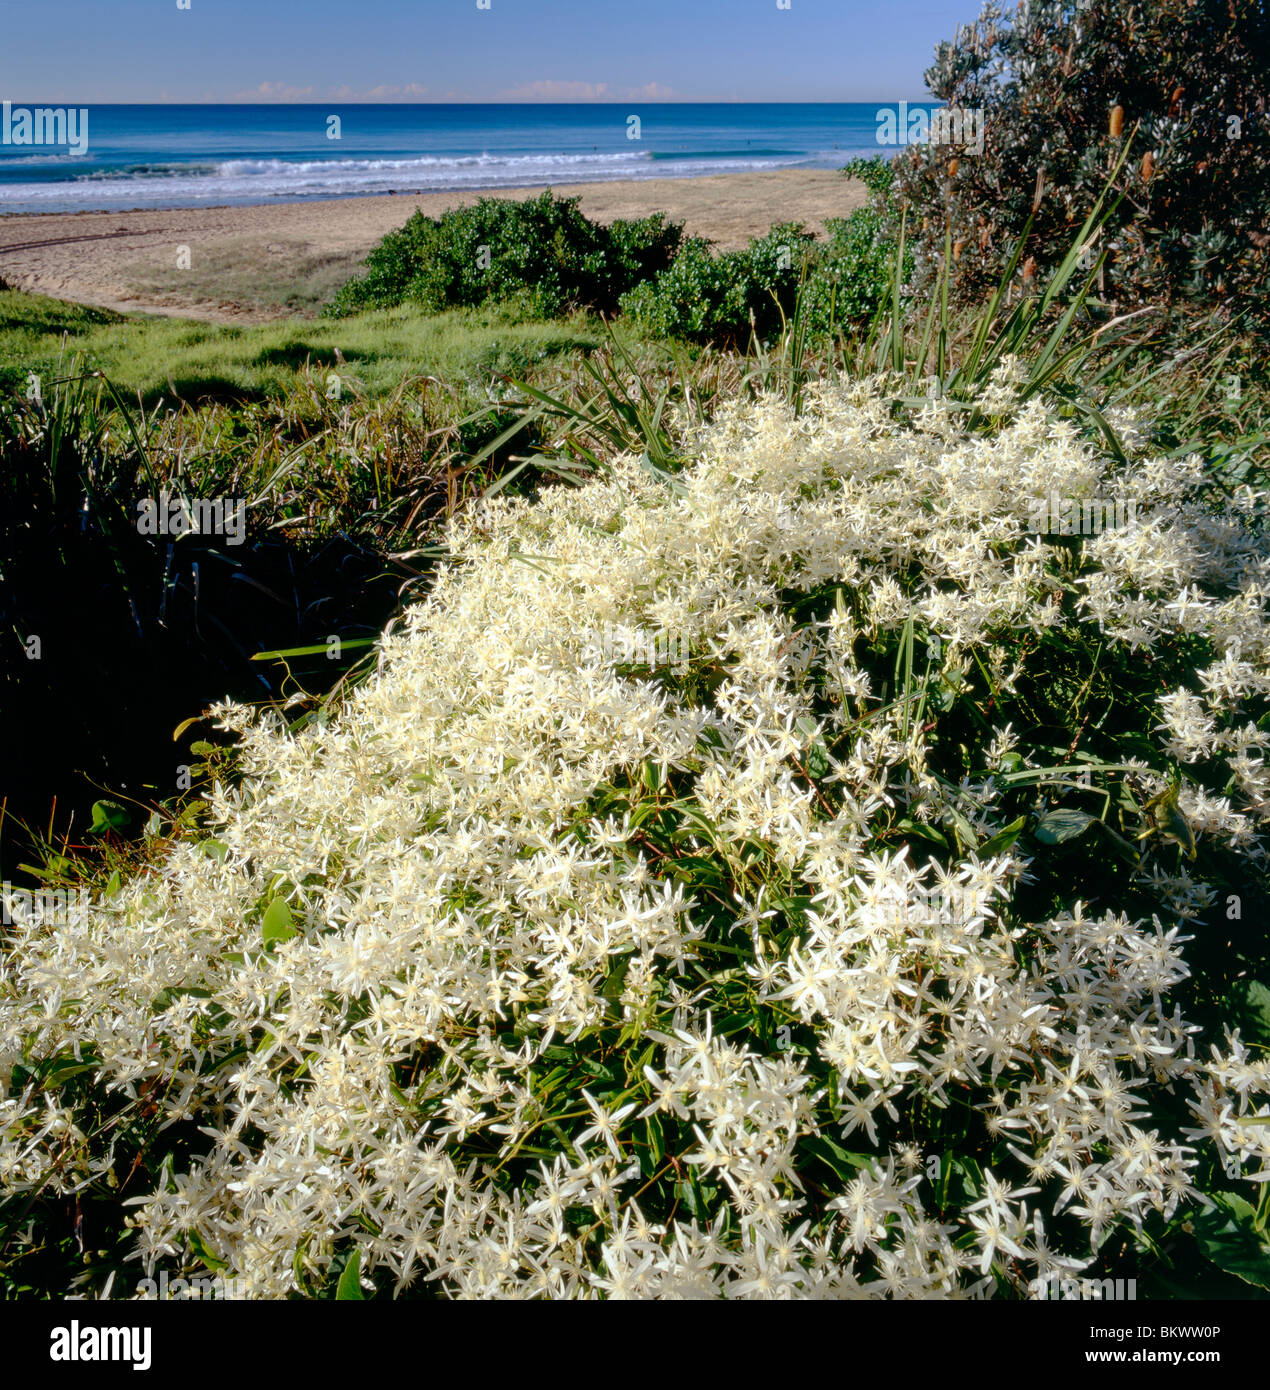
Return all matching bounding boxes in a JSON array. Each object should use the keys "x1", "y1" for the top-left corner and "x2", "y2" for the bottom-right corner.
[
  {"x1": 1169, "y1": 86, "x2": 1184, "y2": 117},
  {"x1": 947, "y1": 157, "x2": 959, "y2": 177},
  {"x1": 1109, "y1": 105, "x2": 1124, "y2": 138},
  {"x1": 953, "y1": 239, "x2": 964, "y2": 261},
  {"x1": 1141, "y1": 150, "x2": 1154, "y2": 181}
]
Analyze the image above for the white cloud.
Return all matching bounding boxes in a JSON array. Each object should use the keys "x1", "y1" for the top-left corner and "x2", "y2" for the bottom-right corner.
[
  {"x1": 230, "y1": 81, "x2": 432, "y2": 103},
  {"x1": 625, "y1": 82, "x2": 677, "y2": 101},
  {"x1": 496, "y1": 79, "x2": 680, "y2": 102},
  {"x1": 498, "y1": 79, "x2": 611, "y2": 101},
  {"x1": 238, "y1": 81, "x2": 317, "y2": 101}
]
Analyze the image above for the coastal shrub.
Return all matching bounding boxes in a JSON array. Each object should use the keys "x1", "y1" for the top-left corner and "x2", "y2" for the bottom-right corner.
[
  {"x1": 327, "y1": 193, "x2": 683, "y2": 320},
  {"x1": 885, "y1": 0, "x2": 1270, "y2": 333},
  {"x1": 597, "y1": 212, "x2": 685, "y2": 307},
  {"x1": 5, "y1": 371, "x2": 1270, "y2": 1298},
  {"x1": 838, "y1": 154, "x2": 897, "y2": 200},
  {"x1": 616, "y1": 236, "x2": 743, "y2": 343},
  {"x1": 620, "y1": 202, "x2": 904, "y2": 348},
  {"x1": 620, "y1": 223, "x2": 818, "y2": 347},
  {"x1": 798, "y1": 207, "x2": 903, "y2": 338}
]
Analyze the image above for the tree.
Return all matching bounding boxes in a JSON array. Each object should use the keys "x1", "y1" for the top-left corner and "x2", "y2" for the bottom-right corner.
[{"x1": 884, "y1": 0, "x2": 1270, "y2": 333}]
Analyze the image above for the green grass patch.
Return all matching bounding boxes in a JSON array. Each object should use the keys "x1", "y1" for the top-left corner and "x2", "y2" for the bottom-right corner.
[{"x1": 0, "y1": 289, "x2": 600, "y2": 404}]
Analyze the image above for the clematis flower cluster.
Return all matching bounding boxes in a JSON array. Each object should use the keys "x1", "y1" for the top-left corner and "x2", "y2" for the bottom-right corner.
[{"x1": 3, "y1": 375, "x2": 1269, "y2": 1299}]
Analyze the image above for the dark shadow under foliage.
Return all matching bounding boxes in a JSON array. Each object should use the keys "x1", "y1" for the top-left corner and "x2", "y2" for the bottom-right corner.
[{"x1": 0, "y1": 378, "x2": 405, "y2": 883}]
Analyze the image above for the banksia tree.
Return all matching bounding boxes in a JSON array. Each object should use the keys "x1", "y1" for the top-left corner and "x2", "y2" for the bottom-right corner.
[{"x1": 876, "y1": 0, "x2": 1270, "y2": 334}]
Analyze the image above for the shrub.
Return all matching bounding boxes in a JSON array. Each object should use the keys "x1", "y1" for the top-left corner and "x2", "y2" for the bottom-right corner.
[
  {"x1": 5, "y1": 374, "x2": 1269, "y2": 1298},
  {"x1": 621, "y1": 223, "x2": 819, "y2": 347},
  {"x1": 327, "y1": 193, "x2": 683, "y2": 320},
  {"x1": 885, "y1": 0, "x2": 1270, "y2": 333},
  {"x1": 839, "y1": 154, "x2": 898, "y2": 199},
  {"x1": 617, "y1": 237, "x2": 743, "y2": 344},
  {"x1": 798, "y1": 207, "x2": 905, "y2": 338},
  {"x1": 598, "y1": 212, "x2": 685, "y2": 307},
  {"x1": 621, "y1": 195, "x2": 906, "y2": 349}
]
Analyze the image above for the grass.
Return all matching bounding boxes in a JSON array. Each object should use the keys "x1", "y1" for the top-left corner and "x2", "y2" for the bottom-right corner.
[
  {"x1": 0, "y1": 289, "x2": 601, "y2": 404},
  {"x1": 123, "y1": 237, "x2": 363, "y2": 319}
]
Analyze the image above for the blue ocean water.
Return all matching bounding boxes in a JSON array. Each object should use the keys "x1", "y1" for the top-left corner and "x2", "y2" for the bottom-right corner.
[{"x1": 0, "y1": 103, "x2": 934, "y2": 214}]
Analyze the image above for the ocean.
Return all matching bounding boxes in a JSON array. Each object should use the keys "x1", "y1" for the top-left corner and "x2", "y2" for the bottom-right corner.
[{"x1": 0, "y1": 103, "x2": 935, "y2": 214}]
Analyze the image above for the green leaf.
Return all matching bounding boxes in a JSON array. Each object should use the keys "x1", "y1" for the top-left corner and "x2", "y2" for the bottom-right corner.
[
  {"x1": 643, "y1": 1114, "x2": 664, "y2": 1166},
  {"x1": 941, "y1": 1154, "x2": 984, "y2": 1207},
  {"x1": 1226, "y1": 980, "x2": 1270, "y2": 1051},
  {"x1": 152, "y1": 985, "x2": 211, "y2": 1014},
  {"x1": 802, "y1": 1135, "x2": 875, "y2": 1182},
  {"x1": 1143, "y1": 776, "x2": 1196, "y2": 860},
  {"x1": 600, "y1": 956, "x2": 632, "y2": 1003},
  {"x1": 978, "y1": 816, "x2": 1026, "y2": 858},
  {"x1": 187, "y1": 1229, "x2": 228, "y2": 1273},
  {"x1": 252, "y1": 639, "x2": 377, "y2": 661},
  {"x1": 39, "y1": 1060, "x2": 99, "y2": 1087},
  {"x1": 335, "y1": 1249, "x2": 365, "y2": 1300},
  {"x1": 88, "y1": 799, "x2": 131, "y2": 835},
  {"x1": 794, "y1": 717, "x2": 831, "y2": 778},
  {"x1": 806, "y1": 738, "x2": 830, "y2": 780},
  {"x1": 1034, "y1": 808, "x2": 1095, "y2": 845},
  {"x1": 947, "y1": 809, "x2": 980, "y2": 853},
  {"x1": 895, "y1": 817, "x2": 948, "y2": 850},
  {"x1": 197, "y1": 838, "x2": 229, "y2": 863},
  {"x1": 577, "y1": 1058, "x2": 618, "y2": 1083},
  {"x1": 1192, "y1": 1192, "x2": 1270, "y2": 1289},
  {"x1": 262, "y1": 896, "x2": 300, "y2": 944}
]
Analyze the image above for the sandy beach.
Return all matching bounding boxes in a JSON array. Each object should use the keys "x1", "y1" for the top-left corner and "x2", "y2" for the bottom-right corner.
[{"x1": 0, "y1": 170, "x2": 865, "y2": 324}]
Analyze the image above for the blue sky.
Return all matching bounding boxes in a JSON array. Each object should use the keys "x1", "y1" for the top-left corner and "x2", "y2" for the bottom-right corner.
[{"x1": 0, "y1": 0, "x2": 976, "y2": 103}]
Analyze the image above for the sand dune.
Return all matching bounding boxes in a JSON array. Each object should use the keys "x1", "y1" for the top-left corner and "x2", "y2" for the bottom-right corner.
[{"x1": 0, "y1": 170, "x2": 864, "y2": 324}]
